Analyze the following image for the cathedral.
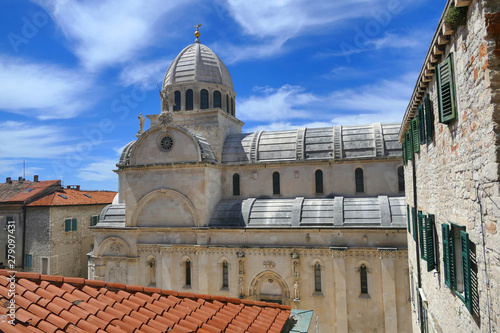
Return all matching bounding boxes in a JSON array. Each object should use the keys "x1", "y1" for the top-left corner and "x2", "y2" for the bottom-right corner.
[{"x1": 89, "y1": 30, "x2": 411, "y2": 332}]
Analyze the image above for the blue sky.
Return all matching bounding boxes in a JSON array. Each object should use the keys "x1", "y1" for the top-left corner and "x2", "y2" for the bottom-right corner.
[{"x1": 0, "y1": 0, "x2": 446, "y2": 191}]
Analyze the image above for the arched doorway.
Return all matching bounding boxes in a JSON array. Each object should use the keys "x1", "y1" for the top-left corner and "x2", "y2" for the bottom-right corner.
[{"x1": 249, "y1": 271, "x2": 290, "y2": 305}]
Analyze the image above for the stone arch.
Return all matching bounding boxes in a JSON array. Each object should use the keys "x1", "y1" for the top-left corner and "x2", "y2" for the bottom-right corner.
[
  {"x1": 131, "y1": 188, "x2": 198, "y2": 227},
  {"x1": 97, "y1": 237, "x2": 131, "y2": 257},
  {"x1": 249, "y1": 271, "x2": 290, "y2": 304}
]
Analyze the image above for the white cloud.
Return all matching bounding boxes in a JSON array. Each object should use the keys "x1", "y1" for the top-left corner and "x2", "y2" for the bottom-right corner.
[
  {"x1": 365, "y1": 31, "x2": 427, "y2": 50},
  {"x1": 0, "y1": 57, "x2": 93, "y2": 119},
  {"x1": 239, "y1": 72, "x2": 416, "y2": 131},
  {"x1": 77, "y1": 159, "x2": 117, "y2": 182},
  {"x1": 119, "y1": 57, "x2": 172, "y2": 89},
  {"x1": 33, "y1": 0, "x2": 190, "y2": 70},
  {"x1": 0, "y1": 121, "x2": 74, "y2": 158}
]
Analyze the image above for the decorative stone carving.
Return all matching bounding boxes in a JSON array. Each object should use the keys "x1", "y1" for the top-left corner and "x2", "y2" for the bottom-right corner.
[
  {"x1": 263, "y1": 260, "x2": 275, "y2": 269},
  {"x1": 138, "y1": 113, "x2": 145, "y2": 135},
  {"x1": 109, "y1": 242, "x2": 123, "y2": 255},
  {"x1": 293, "y1": 280, "x2": 300, "y2": 301},
  {"x1": 158, "y1": 111, "x2": 173, "y2": 128}
]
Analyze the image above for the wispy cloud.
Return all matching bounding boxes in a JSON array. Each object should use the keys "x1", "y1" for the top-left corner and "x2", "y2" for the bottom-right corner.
[
  {"x1": 119, "y1": 57, "x2": 172, "y2": 89},
  {"x1": 33, "y1": 0, "x2": 191, "y2": 70},
  {"x1": 0, "y1": 121, "x2": 74, "y2": 158},
  {"x1": 77, "y1": 159, "x2": 117, "y2": 182},
  {"x1": 0, "y1": 57, "x2": 93, "y2": 119},
  {"x1": 239, "y1": 72, "x2": 416, "y2": 131}
]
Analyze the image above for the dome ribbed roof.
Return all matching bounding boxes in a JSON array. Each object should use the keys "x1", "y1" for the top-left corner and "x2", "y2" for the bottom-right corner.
[{"x1": 162, "y1": 42, "x2": 233, "y2": 90}]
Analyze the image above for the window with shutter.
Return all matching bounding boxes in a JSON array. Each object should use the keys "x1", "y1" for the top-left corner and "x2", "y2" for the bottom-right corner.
[
  {"x1": 65, "y1": 219, "x2": 71, "y2": 232},
  {"x1": 418, "y1": 211, "x2": 426, "y2": 260},
  {"x1": 402, "y1": 139, "x2": 407, "y2": 165},
  {"x1": 442, "y1": 223, "x2": 451, "y2": 287},
  {"x1": 425, "y1": 215, "x2": 436, "y2": 271},
  {"x1": 405, "y1": 131, "x2": 412, "y2": 160},
  {"x1": 437, "y1": 53, "x2": 457, "y2": 124},
  {"x1": 418, "y1": 104, "x2": 426, "y2": 145},
  {"x1": 424, "y1": 94, "x2": 434, "y2": 142},
  {"x1": 412, "y1": 207, "x2": 417, "y2": 242},
  {"x1": 460, "y1": 231, "x2": 479, "y2": 316},
  {"x1": 411, "y1": 118, "x2": 420, "y2": 153},
  {"x1": 71, "y1": 218, "x2": 77, "y2": 231},
  {"x1": 25, "y1": 254, "x2": 32, "y2": 268}
]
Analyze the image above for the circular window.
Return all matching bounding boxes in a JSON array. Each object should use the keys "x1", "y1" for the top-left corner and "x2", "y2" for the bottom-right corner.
[{"x1": 159, "y1": 134, "x2": 174, "y2": 152}]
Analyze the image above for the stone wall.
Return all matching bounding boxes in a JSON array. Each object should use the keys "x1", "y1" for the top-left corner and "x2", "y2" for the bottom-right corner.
[{"x1": 404, "y1": 1, "x2": 500, "y2": 331}]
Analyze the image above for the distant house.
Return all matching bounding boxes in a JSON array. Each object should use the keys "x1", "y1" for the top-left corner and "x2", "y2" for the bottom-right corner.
[
  {"x1": 25, "y1": 186, "x2": 116, "y2": 278},
  {"x1": 0, "y1": 176, "x2": 61, "y2": 270}
]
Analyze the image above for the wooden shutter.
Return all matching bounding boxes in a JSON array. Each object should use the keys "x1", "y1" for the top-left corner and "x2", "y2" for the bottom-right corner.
[
  {"x1": 449, "y1": 226, "x2": 456, "y2": 290},
  {"x1": 405, "y1": 131, "x2": 412, "y2": 160},
  {"x1": 460, "y1": 231, "x2": 472, "y2": 312},
  {"x1": 412, "y1": 207, "x2": 417, "y2": 241},
  {"x1": 424, "y1": 94, "x2": 434, "y2": 142},
  {"x1": 25, "y1": 254, "x2": 32, "y2": 268},
  {"x1": 402, "y1": 139, "x2": 407, "y2": 166},
  {"x1": 418, "y1": 105, "x2": 426, "y2": 145},
  {"x1": 425, "y1": 215, "x2": 436, "y2": 271},
  {"x1": 436, "y1": 53, "x2": 457, "y2": 124},
  {"x1": 72, "y1": 218, "x2": 77, "y2": 231},
  {"x1": 65, "y1": 219, "x2": 71, "y2": 232},
  {"x1": 418, "y1": 211, "x2": 426, "y2": 260},
  {"x1": 411, "y1": 118, "x2": 420, "y2": 153},
  {"x1": 442, "y1": 223, "x2": 451, "y2": 288}
]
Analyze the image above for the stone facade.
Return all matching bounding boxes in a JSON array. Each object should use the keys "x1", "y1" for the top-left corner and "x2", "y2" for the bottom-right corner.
[
  {"x1": 400, "y1": 0, "x2": 500, "y2": 332},
  {"x1": 91, "y1": 36, "x2": 410, "y2": 332}
]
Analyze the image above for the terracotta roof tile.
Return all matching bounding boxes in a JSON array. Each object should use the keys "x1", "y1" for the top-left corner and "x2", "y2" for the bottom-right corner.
[
  {"x1": 0, "y1": 180, "x2": 60, "y2": 203},
  {"x1": 0, "y1": 270, "x2": 291, "y2": 333},
  {"x1": 27, "y1": 188, "x2": 116, "y2": 207}
]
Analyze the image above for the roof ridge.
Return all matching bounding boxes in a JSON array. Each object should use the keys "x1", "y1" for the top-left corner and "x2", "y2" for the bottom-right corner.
[{"x1": 0, "y1": 270, "x2": 291, "y2": 311}]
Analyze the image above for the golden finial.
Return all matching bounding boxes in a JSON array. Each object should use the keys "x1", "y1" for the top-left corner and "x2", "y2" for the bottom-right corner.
[{"x1": 195, "y1": 24, "x2": 202, "y2": 39}]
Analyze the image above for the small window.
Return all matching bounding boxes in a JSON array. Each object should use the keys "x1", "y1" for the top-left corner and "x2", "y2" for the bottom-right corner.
[
  {"x1": 437, "y1": 53, "x2": 457, "y2": 124},
  {"x1": 315, "y1": 170, "x2": 323, "y2": 194},
  {"x1": 59, "y1": 194, "x2": 68, "y2": 199},
  {"x1": 200, "y1": 89, "x2": 209, "y2": 109},
  {"x1": 91, "y1": 215, "x2": 99, "y2": 226},
  {"x1": 314, "y1": 263, "x2": 321, "y2": 292},
  {"x1": 25, "y1": 254, "x2": 32, "y2": 268},
  {"x1": 226, "y1": 94, "x2": 229, "y2": 114},
  {"x1": 185, "y1": 260, "x2": 191, "y2": 287},
  {"x1": 230, "y1": 97, "x2": 234, "y2": 116},
  {"x1": 272, "y1": 172, "x2": 280, "y2": 195},
  {"x1": 233, "y1": 173, "x2": 240, "y2": 196},
  {"x1": 71, "y1": 218, "x2": 77, "y2": 231},
  {"x1": 355, "y1": 168, "x2": 364, "y2": 193},
  {"x1": 213, "y1": 91, "x2": 221, "y2": 108},
  {"x1": 360, "y1": 265, "x2": 368, "y2": 295},
  {"x1": 411, "y1": 118, "x2": 420, "y2": 153},
  {"x1": 174, "y1": 91, "x2": 181, "y2": 111},
  {"x1": 186, "y1": 89, "x2": 193, "y2": 110},
  {"x1": 398, "y1": 166, "x2": 405, "y2": 192},
  {"x1": 222, "y1": 261, "x2": 229, "y2": 288},
  {"x1": 64, "y1": 218, "x2": 71, "y2": 232}
]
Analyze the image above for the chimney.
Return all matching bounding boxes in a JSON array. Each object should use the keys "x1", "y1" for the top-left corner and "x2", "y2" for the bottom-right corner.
[
  {"x1": 6, "y1": 177, "x2": 11, "y2": 183},
  {"x1": 76, "y1": 185, "x2": 80, "y2": 191},
  {"x1": 33, "y1": 175, "x2": 39, "y2": 182},
  {"x1": 18, "y1": 177, "x2": 23, "y2": 182}
]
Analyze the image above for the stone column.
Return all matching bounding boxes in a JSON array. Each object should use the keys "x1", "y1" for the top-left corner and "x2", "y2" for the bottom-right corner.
[
  {"x1": 333, "y1": 252, "x2": 348, "y2": 333},
  {"x1": 381, "y1": 253, "x2": 398, "y2": 333},
  {"x1": 198, "y1": 250, "x2": 209, "y2": 294}
]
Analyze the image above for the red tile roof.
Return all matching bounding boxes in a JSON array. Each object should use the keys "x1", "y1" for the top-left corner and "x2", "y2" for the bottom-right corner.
[
  {"x1": 0, "y1": 180, "x2": 61, "y2": 204},
  {"x1": 27, "y1": 189, "x2": 117, "y2": 207},
  {"x1": 0, "y1": 270, "x2": 291, "y2": 333}
]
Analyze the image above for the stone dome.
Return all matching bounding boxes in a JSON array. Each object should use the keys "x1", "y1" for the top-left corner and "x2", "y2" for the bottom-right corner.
[{"x1": 162, "y1": 41, "x2": 233, "y2": 90}]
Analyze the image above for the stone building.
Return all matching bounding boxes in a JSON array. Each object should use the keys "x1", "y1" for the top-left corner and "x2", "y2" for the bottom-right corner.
[
  {"x1": 90, "y1": 31, "x2": 411, "y2": 332},
  {"x1": 399, "y1": 0, "x2": 499, "y2": 332},
  {"x1": 23, "y1": 186, "x2": 116, "y2": 278},
  {"x1": 0, "y1": 176, "x2": 61, "y2": 270}
]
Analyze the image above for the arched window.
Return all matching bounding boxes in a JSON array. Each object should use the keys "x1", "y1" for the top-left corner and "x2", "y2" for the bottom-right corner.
[
  {"x1": 233, "y1": 98, "x2": 236, "y2": 116},
  {"x1": 200, "y1": 89, "x2": 209, "y2": 109},
  {"x1": 233, "y1": 173, "x2": 240, "y2": 196},
  {"x1": 222, "y1": 261, "x2": 229, "y2": 288},
  {"x1": 355, "y1": 168, "x2": 364, "y2": 193},
  {"x1": 398, "y1": 166, "x2": 405, "y2": 192},
  {"x1": 272, "y1": 172, "x2": 280, "y2": 195},
  {"x1": 314, "y1": 263, "x2": 321, "y2": 292},
  {"x1": 185, "y1": 89, "x2": 193, "y2": 110},
  {"x1": 185, "y1": 260, "x2": 191, "y2": 287},
  {"x1": 213, "y1": 91, "x2": 221, "y2": 108},
  {"x1": 315, "y1": 170, "x2": 323, "y2": 194},
  {"x1": 230, "y1": 97, "x2": 234, "y2": 116},
  {"x1": 226, "y1": 94, "x2": 229, "y2": 114},
  {"x1": 173, "y1": 91, "x2": 181, "y2": 111},
  {"x1": 360, "y1": 264, "x2": 368, "y2": 295}
]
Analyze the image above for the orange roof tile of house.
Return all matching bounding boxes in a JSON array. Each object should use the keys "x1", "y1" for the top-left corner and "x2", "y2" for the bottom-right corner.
[
  {"x1": 27, "y1": 189, "x2": 117, "y2": 207},
  {"x1": 0, "y1": 270, "x2": 292, "y2": 333},
  {"x1": 0, "y1": 180, "x2": 61, "y2": 204}
]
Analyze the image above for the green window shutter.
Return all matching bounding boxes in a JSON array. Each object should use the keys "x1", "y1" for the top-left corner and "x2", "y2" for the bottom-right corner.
[
  {"x1": 25, "y1": 254, "x2": 32, "y2": 268},
  {"x1": 72, "y1": 218, "x2": 77, "y2": 231},
  {"x1": 442, "y1": 223, "x2": 451, "y2": 288},
  {"x1": 411, "y1": 118, "x2": 420, "y2": 153},
  {"x1": 424, "y1": 94, "x2": 434, "y2": 142},
  {"x1": 65, "y1": 219, "x2": 71, "y2": 232},
  {"x1": 418, "y1": 105, "x2": 426, "y2": 145},
  {"x1": 405, "y1": 131, "x2": 412, "y2": 160},
  {"x1": 418, "y1": 211, "x2": 426, "y2": 260},
  {"x1": 406, "y1": 205, "x2": 411, "y2": 233},
  {"x1": 449, "y1": 225, "x2": 456, "y2": 290},
  {"x1": 402, "y1": 139, "x2": 407, "y2": 166},
  {"x1": 425, "y1": 215, "x2": 436, "y2": 271},
  {"x1": 412, "y1": 207, "x2": 417, "y2": 241},
  {"x1": 436, "y1": 53, "x2": 457, "y2": 124},
  {"x1": 91, "y1": 215, "x2": 98, "y2": 226},
  {"x1": 460, "y1": 230, "x2": 472, "y2": 312}
]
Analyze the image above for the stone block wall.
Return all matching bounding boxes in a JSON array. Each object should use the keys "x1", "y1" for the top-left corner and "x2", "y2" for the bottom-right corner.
[{"x1": 404, "y1": 1, "x2": 500, "y2": 331}]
